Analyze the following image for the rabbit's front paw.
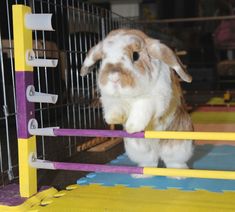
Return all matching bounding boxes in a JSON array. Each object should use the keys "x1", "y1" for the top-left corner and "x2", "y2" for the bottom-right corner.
[
  {"x1": 105, "y1": 112, "x2": 126, "y2": 125},
  {"x1": 125, "y1": 120, "x2": 145, "y2": 134}
]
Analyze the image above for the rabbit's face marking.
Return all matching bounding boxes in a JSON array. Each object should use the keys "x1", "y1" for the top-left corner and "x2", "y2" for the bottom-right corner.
[
  {"x1": 98, "y1": 62, "x2": 136, "y2": 96},
  {"x1": 97, "y1": 33, "x2": 149, "y2": 96},
  {"x1": 123, "y1": 43, "x2": 151, "y2": 76}
]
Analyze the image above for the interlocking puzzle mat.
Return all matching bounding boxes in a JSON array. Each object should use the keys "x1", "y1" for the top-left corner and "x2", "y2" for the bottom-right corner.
[
  {"x1": 26, "y1": 184, "x2": 235, "y2": 212},
  {"x1": 77, "y1": 145, "x2": 235, "y2": 192},
  {"x1": 207, "y1": 97, "x2": 235, "y2": 105},
  {"x1": 0, "y1": 187, "x2": 57, "y2": 212},
  {"x1": 191, "y1": 112, "x2": 235, "y2": 123},
  {"x1": 191, "y1": 97, "x2": 235, "y2": 123},
  {"x1": 1, "y1": 144, "x2": 235, "y2": 211}
]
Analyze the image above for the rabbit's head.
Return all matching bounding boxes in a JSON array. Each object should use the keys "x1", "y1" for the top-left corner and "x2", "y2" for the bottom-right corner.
[{"x1": 80, "y1": 29, "x2": 191, "y2": 97}]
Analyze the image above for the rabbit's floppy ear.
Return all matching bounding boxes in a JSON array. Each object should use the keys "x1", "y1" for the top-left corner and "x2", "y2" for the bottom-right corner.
[
  {"x1": 80, "y1": 41, "x2": 103, "y2": 76},
  {"x1": 146, "y1": 38, "x2": 192, "y2": 83}
]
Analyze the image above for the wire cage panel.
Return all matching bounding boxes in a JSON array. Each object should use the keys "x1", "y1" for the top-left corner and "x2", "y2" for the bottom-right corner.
[{"x1": 0, "y1": 0, "x2": 140, "y2": 187}]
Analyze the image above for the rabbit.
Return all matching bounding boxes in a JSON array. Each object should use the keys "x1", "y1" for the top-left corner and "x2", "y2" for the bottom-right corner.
[{"x1": 80, "y1": 29, "x2": 194, "y2": 178}]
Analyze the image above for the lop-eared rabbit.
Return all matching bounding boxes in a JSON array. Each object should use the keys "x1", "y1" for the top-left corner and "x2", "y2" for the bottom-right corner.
[{"x1": 81, "y1": 29, "x2": 193, "y2": 178}]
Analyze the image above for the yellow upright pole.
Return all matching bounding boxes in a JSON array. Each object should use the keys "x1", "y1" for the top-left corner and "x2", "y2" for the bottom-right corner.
[{"x1": 12, "y1": 5, "x2": 37, "y2": 197}]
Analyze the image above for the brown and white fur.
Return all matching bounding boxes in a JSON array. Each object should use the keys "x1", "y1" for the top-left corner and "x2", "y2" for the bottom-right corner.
[{"x1": 80, "y1": 29, "x2": 194, "y2": 178}]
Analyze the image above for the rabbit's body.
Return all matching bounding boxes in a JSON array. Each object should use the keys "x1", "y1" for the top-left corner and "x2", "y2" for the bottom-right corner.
[{"x1": 81, "y1": 29, "x2": 194, "y2": 176}]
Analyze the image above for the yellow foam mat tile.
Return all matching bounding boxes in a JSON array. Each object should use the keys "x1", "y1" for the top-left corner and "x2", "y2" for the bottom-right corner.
[
  {"x1": 28, "y1": 184, "x2": 235, "y2": 212},
  {"x1": 191, "y1": 111, "x2": 235, "y2": 124},
  {"x1": 0, "y1": 188, "x2": 57, "y2": 212}
]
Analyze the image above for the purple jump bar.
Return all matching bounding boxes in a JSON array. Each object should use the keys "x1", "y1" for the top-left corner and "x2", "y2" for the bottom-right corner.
[
  {"x1": 53, "y1": 129, "x2": 145, "y2": 138},
  {"x1": 53, "y1": 162, "x2": 143, "y2": 174}
]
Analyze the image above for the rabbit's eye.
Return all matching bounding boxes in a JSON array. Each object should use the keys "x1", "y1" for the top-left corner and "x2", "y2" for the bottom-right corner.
[{"x1": 133, "y1": 51, "x2": 140, "y2": 61}]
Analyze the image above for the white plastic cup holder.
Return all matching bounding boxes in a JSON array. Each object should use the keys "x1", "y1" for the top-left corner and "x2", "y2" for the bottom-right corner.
[
  {"x1": 28, "y1": 118, "x2": 59, "y2": 136},
  {"x1": 29, "y1": 152, "x2": 55, "y2": 170},
  {"x1": 26, "y1": 85, "x2": 58, "y2": 104},
  {"x1": 26, "y1": 50, "x2": 58, "y2": 68},
  {"x1": 25, "y1": 13, "x2": 54, "y2": 31}
]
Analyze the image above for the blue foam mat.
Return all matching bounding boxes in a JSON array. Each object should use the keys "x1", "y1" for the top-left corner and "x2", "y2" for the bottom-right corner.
[{"x1": 77, "y1": 145, "x2": 235, "y2": 192}]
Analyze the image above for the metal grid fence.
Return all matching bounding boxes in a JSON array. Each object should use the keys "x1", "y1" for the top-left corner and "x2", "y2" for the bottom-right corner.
[{"x1": 0, "y1": 0, "x2": 140, "y2": 187}]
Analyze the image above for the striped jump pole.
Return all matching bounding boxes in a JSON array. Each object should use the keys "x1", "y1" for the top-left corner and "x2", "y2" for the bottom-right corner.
[
  {"x1": 29, "y1": 126, "x2": 235, "y2": 180},
  {"x1": 29, "y1": 154, "x2": 235, "y2": 180},
  {"x1": 52, "y1": 129, "x2": 235, "y2": 141},
  {"x1": 28, "y1": 119, "x2": 235, "y2": 141}
]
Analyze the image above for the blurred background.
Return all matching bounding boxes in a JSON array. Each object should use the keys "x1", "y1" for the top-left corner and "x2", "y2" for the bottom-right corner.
[{"x1": 89, "y1": 0, "x2": 235, "y2": 92}]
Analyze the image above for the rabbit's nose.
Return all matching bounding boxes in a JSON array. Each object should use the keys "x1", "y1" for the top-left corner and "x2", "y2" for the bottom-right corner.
[
  {"x1": 110, "y1": 78, "x2": 120, "y2": 84},
  {"x1": 109, "y1": 73, "x2": 120, "y2": 83}
]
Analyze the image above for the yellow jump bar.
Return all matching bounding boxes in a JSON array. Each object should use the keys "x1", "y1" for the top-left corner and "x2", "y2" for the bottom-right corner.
[
  {"x1": 144, "y1": 167, "x2": 235, "y2": 180},
  {"x1": 145, "y1": 131, "x2": 235, "y2": 141}
]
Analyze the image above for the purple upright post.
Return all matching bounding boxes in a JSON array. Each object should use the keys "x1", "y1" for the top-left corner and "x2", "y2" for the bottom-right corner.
[{"x1": 15, "y1": 72, "x2": 35, "y2": 138}]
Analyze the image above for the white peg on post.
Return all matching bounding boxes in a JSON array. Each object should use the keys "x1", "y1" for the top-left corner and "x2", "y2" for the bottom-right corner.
[
  {"x1": 26, "y1": 85, "x2": 58, "y2": 104},
  {"x1": 26, "y1": 50, "x2": 58, "y2": 68},
  {"x1": 28, "y1": 118, "x2": 59, "y2": 136},
  {"x1": 29, "y1": 153, "x2": 55, "y2": 170},
  {"x1": 25, "y1": 13, "x2": 54, "y2": 31}
]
